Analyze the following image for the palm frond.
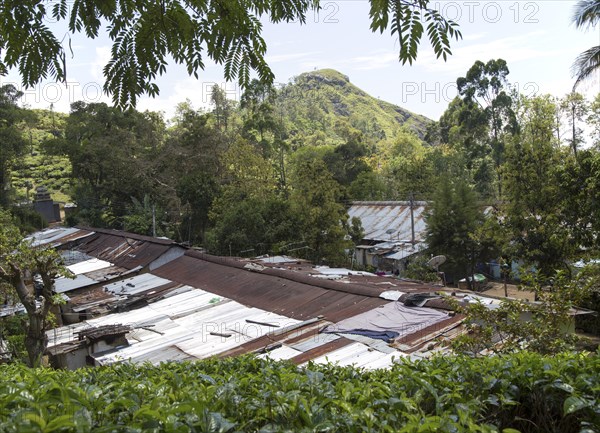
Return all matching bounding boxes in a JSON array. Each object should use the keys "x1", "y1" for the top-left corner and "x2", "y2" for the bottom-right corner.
[
  {"x1": 572, "y1": 45, "x2": 600, "y2": 89},
  {"x1": 572, "y1": 0, "x2": 600, "y2": 29}
]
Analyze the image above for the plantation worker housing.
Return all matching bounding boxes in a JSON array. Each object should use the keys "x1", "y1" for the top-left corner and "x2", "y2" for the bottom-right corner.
[
  {"x1": 348, "y1": 201, "x2": 428, "y2": 272},
  {"x1": 9, "y1": 226, "x2": 583, "y2": 369}
]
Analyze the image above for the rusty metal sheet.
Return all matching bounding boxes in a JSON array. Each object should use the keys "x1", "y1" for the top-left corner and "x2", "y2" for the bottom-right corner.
[
  {"x1": 394, "y1": 315, "x2": 464, "y2": 352},
  {"x1": 288, "y1": 337, "x2": 355, "y2": 365},
  {"x1": 65, "y1": 231, "x2": 175, "y2": 270},
  {"x1": 152, "y1": 255, "x2": 389, "y2": 322}
]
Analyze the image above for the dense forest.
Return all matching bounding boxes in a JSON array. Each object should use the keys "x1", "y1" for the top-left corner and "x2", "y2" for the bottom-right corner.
[{"x1": 2, "y1": 64, "x2": 600, "y2": 279}]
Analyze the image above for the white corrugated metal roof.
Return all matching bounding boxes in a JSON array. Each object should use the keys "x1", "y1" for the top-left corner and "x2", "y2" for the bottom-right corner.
[
  {"x1": 86, "y1": 307, "x2": 168, "y2": 328},
  {"x1": 67, "y1": 258, "x2": 113, "y2": 275},
  {"x1": 49, "y1": 287, "x2": 300, "y2": 365},
  {"x1": 0, "y1": 304, "x2": 25, "y2": 318},
  {"x1": 348, "y1": 202, "x2": 428, "y2": 243},
  {"x1": 54, "y1": 275, "x2": 98, "y2": 293},
  {"x1": 47, "y1": 272, "x2": 413, "y2": 368},
  {"x1": 26, "y1": 227, "x2": 93, "y2": 247},
  {"x1": 307, "y1": 342, "x2": 405, "y2": 370},
  {"x1": 384, "y1": 243, "x2": 426, "y2": 261},
  {"x1": 258, "y1": 346, "x2": 303, "y2": 361},
  {"x1": 103, "y1": 273, "x2": 172, "y2": 295},
  {"x1": 46, "y1": 322, "x2": 92, "y2": 346},
  {"x1": 289, "y1": 333, "x2": 340, "y2": 352},
  {"x1": 313, "y1": 266, "x2": 375, "y2": 276},
  {"x1": 145, "y1": 287, "x2": 223, "y2": 317},
  {"x1": 256, "y1": 255, "x2": 301, "y2": 264}
]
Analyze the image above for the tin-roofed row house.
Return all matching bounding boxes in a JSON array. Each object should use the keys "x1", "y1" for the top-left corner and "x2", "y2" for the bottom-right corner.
[
  {"x1": 45, "y1": 243, "x2": 595, "y2": 369},
  {"x1": 25, "y1": 226, "x2": 187, "y2": 324},
  {"x1": 46, "y1": 250, "x2": 471, "y2": 369},
  {"x1": 348, "y1": 201, "x2": 428, "y2": 272}
]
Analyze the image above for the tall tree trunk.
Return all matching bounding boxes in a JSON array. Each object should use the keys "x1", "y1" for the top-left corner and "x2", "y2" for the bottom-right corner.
[
  {"x1": 571, "y1": 107, "x2": 578, "y2": 157},
  {"x1": 25, "y1": 312, "x2": 48, "y2": 367},
  {"x1": 11, "y1": 270, "x2": 51, "y2": 368}
]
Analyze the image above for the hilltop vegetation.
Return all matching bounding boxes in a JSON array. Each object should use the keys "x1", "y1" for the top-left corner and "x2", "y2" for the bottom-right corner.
[{"x1": 278, "y1": 69, "x2": 431, "y2": 146}]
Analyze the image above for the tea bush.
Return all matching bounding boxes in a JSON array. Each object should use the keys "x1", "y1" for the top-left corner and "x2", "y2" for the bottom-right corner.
[{"x1": 0, "y1": 351, "x2": 598, "y2": 432}]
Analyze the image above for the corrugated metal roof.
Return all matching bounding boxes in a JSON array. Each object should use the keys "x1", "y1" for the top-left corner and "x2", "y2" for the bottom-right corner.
[
  {"x1": 0, "y1": 304, "x2": 25, "y2": 318},
  {"x1": 224, "y1": 322, "x2": 405, "y2": 369},
  {"x1": 48, "y1": 284, "x2": 412, "y2": 369},
  {"x1": 348, "y1": 201, "x2": 428, "y2": 243},
  {"x1": 152, "y1": 252, "x2": 389, "y2": 323},
  {"x1": 256, "y1": 255, "x2": 303, "y2": 264},
  {"x1": 306, "y1": 342, "x2": 404, "y2": 370},
  {"x1": 26, "y1": 227, "x2": 94, "y2": 247},
  {"x1": 54, "y1": 275, "x2": 98, "y2": 294},
  {"x1": 47, "y1": 322, "x2": 91, "y2": 347},
  {"x1": 67, "y1": 258, "x2": 112, "y2": 275},
  {"x1": 313, "y1": 266, "x2": 375, "y2": 276},
  {"x1": 53, "y1": 263, "x2": 140, "y2": 295},
  {"x1": 103, "y1": 274, "x2": 173, "y2": 296},
  {"x1": 63, "y1": 229, "x2": 181, "y2": 270},
  {"x1": 46, "y1": 247, "x2": 461, "y2": 368},
  {"x1": 258, "y1": 345, "x2": 303, "y2": 361},
  {"x1": 289, "y1": 333, "x2": 340, "y2": 352},
  {"x1": 49, "y1": 287, "x2": 303, "y2": 365},
  {"x1": 384, "y1": 243, "x2": 427, "y2": 261}
]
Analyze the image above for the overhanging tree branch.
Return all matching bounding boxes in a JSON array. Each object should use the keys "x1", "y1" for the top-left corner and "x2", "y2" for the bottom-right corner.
[{"x1": 0, "y1": 0, "x2": 461, "y2": 108}]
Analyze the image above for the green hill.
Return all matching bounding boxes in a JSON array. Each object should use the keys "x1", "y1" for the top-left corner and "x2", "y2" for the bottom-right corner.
[
  {"x1": 278, "y1": 69, "x2": 431, "y2": 147},
  {"x1": 7, "y1": 69, "x2": 431, "y2": 206}
]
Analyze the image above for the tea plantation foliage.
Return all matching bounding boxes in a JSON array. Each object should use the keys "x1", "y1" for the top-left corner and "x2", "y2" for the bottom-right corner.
[{"x1": 0, "y1": 352, "x2": 598, "y2": 433}]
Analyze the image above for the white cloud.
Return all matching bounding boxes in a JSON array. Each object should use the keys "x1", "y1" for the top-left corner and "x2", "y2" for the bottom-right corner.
[
  {"x1": 346, "y1": 51, "x2": 399, "y2": 71},
  {"x1": 266, "y1": 51, "x2": 320, "y2": 63},
  {"x1": 418, "y1": 31, "x2": 553, "y2": 75},
  {"x1": 90, "y1": 46, "x2": 111, "y2": 81},
  {"x1": 462, "y1": 32, "x2": 487, "y2": 42}
]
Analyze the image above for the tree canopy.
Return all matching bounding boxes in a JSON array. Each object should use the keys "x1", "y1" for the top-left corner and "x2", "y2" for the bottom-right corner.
[{"x1": 0, "y1": 0, "x2": 461, "y2": 108}]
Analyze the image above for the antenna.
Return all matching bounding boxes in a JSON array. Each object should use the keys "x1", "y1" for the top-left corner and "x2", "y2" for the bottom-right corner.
[
  {"x1": 427, "y1": 255, "x2": 447, "y2": 271},
  {"x1": 385, "y1": 228, "x2": 395, "y2": 240}
]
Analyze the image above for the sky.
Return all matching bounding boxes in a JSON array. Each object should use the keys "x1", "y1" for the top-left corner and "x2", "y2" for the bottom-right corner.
[{"x1": 2, "y1": 0, "x2": 599, "y2": 121}]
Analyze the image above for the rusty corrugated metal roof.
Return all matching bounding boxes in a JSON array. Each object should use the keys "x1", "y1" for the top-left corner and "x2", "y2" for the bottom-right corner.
[
  {"x1": 64, "y1": 229, "x2": 177, "y2": 270},
  {"x1": 394, "y1": 315, "x2": 464, "y2": 352},
  {"x1": 152, "y1": 252, "x2": 389, "y2": 322},
  {"x1": 348, "y1": 201, "x2": 428, "y2": 243},
  {"x1": 27, "y1": 227, "x2": 95, "y2": 248}
]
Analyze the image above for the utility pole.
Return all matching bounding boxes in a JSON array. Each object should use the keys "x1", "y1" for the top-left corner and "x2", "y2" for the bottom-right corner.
[
  {"x1": 409, "y1": 192, "x2": 415, "y2": 244},
  {"x1": 152, "y1": 203, "x2": 156, "y2": 237}
]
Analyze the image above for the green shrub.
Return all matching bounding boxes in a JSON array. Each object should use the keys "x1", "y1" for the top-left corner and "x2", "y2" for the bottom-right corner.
[
  {"x1": 0, "y1": 352, "x2": 598, "y2": 432},
  {"x1": 9, "y1": 206, "x2": 47, "y2": 233}
]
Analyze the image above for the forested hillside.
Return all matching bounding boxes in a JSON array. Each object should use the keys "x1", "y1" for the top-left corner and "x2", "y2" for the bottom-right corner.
[
  {"x1": 11, "y1": 109, "x2": 70, "y2": 203},
  {"x1": 2, "y1": 63, "x2": 600, "y2": 280},
  {"x1": 277, "y1": 69, "x2": 431, "y2": 146},
  {"x1": 0, "y1": 69, "x2": 440, "y2": 261}
]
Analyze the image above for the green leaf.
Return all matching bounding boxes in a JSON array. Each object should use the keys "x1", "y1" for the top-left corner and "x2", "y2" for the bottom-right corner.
[
  {"x1": 44, "y1": 414, "x2": 76, "y2": 432},
  {"x1": 22, "y1": 413, "x2": 46, "y2": 429},
  {"x1": 563, "y1": 396, "x2": 592, "y2": 415}
]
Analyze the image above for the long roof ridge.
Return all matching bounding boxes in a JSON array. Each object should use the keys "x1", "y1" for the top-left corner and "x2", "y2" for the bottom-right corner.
[
  {"x1": 75, "y1": 226, "x2": 179, "y2": 246},
  {"x1": 350, "y1": 201, "x2": 429, "y2": 206},
  {"x1": 183, "y1": 250, "x2": 436, "y2": 298}
]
